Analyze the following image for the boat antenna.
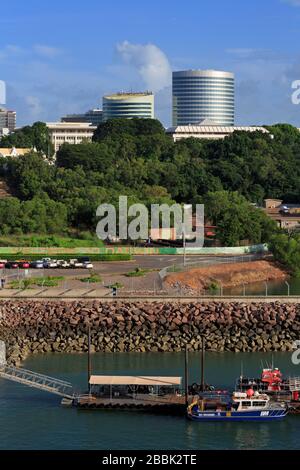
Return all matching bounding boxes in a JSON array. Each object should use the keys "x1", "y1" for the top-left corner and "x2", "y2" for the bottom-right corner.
[
  {"x1": 200, "y1": 336, "x2": 205, "y2": 392},
  {"x1": 271, "y1": 354, "x2": 274, "y2": 370},
  {"x1": 240, "y1": 361, "x2": 243, "y2": 391}
]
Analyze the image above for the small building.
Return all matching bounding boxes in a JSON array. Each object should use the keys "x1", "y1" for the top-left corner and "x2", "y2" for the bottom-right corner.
[
  {"x1": 0, "y1": 108, "x2": 16, "y2": 134},
  {"x1": 46, "y1": 122, "x2": 97, "y2": 153},
  {"x1": 166, "y1": 119, "x2": 271, "y2": 142},
  {"x1": 103, "y1": 92, "x2": 154, "y2": 121},
  {"x1": 0, "y1": 147, "x2": 32, "y2": 158},
  {"x1": 0, "y1": 127, "x2": 9, "y2": 138},
  {"x1": 150, "y1": 228, "x2": 177, "y2": 241},
  {"x1": 61, "y1": 108, "x2": 103, "y2": 127},
  {"x1": 89, "y1": 375, "x2": 182, "y2": 395},
  {"x1": 263, "y1": 199, "x2": 300, "y2": 230}
]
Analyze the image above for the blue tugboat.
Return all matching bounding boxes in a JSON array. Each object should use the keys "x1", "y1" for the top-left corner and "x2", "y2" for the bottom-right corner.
[{"x1": 187, "y1": 389, "x2": 287, "y2": 422}]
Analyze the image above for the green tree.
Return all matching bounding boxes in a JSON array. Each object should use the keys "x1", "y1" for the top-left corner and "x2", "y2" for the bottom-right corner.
[
  {"x1": 269, "y1": 232, "x2": 300, "y2": 277},
  {"x1": 203, "y1": 191, "x2": 277, "y2": 246},
  {"x1": 0, "y1": 122, "x2": 54, "y2": 156}
]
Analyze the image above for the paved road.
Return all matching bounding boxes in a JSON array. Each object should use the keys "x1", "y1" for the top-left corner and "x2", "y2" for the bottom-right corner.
[{"x1": 1, "y1": 254, "x2": 262, "y2": 279}]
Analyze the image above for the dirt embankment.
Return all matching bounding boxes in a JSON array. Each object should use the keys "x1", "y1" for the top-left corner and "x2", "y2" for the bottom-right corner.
[{"x1": 165, "y1": 260, "x2": 288, "y2": 293}]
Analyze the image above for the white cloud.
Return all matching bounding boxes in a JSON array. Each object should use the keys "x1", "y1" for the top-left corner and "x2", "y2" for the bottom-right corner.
[
  {"x1": 33, "y1": 45, "x2": 62, "y2": 59},
  {"x1": 116, "y1": 41, "x2": 172, "y2": 92},
  {"x1": 224, "y1": 46, "x2": 300, "y2": 126},
  {"x1": 0, "y1": 44, "x2": 62, "y2": 62}
]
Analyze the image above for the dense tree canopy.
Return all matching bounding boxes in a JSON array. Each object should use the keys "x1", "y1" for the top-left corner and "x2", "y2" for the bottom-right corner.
[
  {"x1": 269, "y1": 233, "x2": 300, "y2": 277},
  {"x1": 0, "y1": 122, "x2": 54, "y2": 156},
  {"x1": 0, "y1": 119, "x2": 300, "y2": 244},
  {"x1": 203, "y1": 191, "x2": 278, "y2": 246}
]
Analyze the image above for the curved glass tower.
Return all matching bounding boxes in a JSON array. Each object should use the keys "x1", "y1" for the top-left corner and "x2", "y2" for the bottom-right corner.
[
  {"x1": 172, "y1": 70, "x2": 235, "y2": 126},
  {"x1": 103, "y1": 92, "x2": 154, "y2": 121}
]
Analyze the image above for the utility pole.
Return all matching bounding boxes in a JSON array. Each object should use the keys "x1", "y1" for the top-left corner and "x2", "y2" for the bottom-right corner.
[
  {"x1": 183, "y1": 229, "x2": 186, "y2": 267},
  {"x1": 285, "y1": 280, "x2": 290, "y2": 297}
]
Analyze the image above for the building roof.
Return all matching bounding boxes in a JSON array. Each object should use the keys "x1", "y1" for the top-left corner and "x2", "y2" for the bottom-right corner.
[
  {"x1": 104, "y1": 92, "x2": 153, "y2": 100},
  {"x1": 173, "y1": 70, "x2": 234, "y2": 79},
  {"x1": 167, "y1": 125, "x2": 270, "y2": 134},
  {"x1": 46, "y1": 122, "x2": 97, "y2": 130},
  {"x1": 0, "y1": 147, "x2": 32, "y2": 157},
  {"x1": 89, "y1": 375, "x2": 182, "y2": 386}
]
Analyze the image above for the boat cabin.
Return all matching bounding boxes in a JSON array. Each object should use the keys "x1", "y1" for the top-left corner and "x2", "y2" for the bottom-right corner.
[{"x1": 231, "y1": 391, "x2": 269, "y2": 411}]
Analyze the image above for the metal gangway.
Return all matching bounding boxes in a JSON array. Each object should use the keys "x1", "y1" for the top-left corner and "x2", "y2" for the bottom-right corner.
[{"x1": 0, "y1": 365, "x2": 75, "y2": 399}]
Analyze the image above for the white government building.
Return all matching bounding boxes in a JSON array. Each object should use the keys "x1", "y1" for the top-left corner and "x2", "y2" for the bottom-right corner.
[
  {"x1": 166, "y1": 119, "x2": 271, "y2": 142},
  {"x1": 46, "y1": 122, "x2": 97, "y2": 153}
]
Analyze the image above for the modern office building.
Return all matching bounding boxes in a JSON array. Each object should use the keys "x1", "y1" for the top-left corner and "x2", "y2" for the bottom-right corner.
[
  {"x1": 166, "y1": 119, "x2": 270, "y2": 142},
  {"x1": 61, "y1": 108, "x2": 103, "y2": 127},
  {"x1": 0, "y1": 108, "x2": 16, "y2": 134},
  {"x1": 103, "y1": 92, "x2": 154, "y2": 121},
  {"x1": 172, "y1": 70, "x2": 235, "y2": 126},
  {"x1": 46, "y1": 122, "x2": 97, "y2": 153}
]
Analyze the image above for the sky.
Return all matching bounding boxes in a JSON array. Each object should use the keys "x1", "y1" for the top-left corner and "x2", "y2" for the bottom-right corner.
[{"x1": 0, "y1": 0, "x2": 300, "y2": 127}]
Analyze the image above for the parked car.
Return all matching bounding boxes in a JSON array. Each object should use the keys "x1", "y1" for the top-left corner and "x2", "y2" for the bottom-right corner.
[
  {"x1": 0, "y1": 260, "x2": 7, "y2": 269},
  {"x1": 69, "y1": 259, "x2": 84, "y2": 268},
  {"x1": 73, "y1": 261, "x2": 84, "y2": 268},
  {"x1": 83, "y1": 261, "x2": 94, "y2": 269},
  {"x1": 30, "y1": 260, "x2": 44, "y2": 269},
  {"x1": 18, "y1": 261, "x2": 30, "y2": 269},
  {"x1": 5, "y1": 261, "x2": 19, "y2": 269},
  {"x1": 57, "y1": 260, "x2": 70, "y2": 268},
  {"x1": 43, "y1": 258, "x2": 58, "y2": 268},
  {"x1": 78, "y1": 257, "x2": 91, "y2": 263}
]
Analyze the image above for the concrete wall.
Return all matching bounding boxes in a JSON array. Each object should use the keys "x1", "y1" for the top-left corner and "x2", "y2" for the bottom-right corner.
[{"x1": 0, "y1": 244, "x2": 268, "y2": 256}]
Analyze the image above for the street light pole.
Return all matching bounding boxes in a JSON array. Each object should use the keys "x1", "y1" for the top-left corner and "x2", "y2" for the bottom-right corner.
[
  {"x1": 285, "y1": 281, "x2": 290, "y2": 297},
  {"x1": 183, "y1": 229, "x2": 186, "y2": 267}
]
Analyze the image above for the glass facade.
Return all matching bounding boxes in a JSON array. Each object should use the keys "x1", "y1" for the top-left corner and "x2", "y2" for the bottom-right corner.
[
  {"x1": 61, "y1": 109, "x2": 103, "y2": 126},
  {"x1": 172, "y1": 70, "x2": 235, "y2": 126},
  {"x1": 103, "y1": 94, "x2": 154, "y2": 121}
]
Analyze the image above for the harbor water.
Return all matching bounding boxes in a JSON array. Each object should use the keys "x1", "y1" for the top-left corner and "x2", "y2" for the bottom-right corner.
[
  {"x1": 223, "y1": 277, "x2": 300, "y2": 297},
  {"x1": 0, "y1": 352, "x2": 300, "y2": 450}
]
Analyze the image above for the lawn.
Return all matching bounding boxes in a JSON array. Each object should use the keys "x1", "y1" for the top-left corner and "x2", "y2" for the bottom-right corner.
[{"x1": 0, "y1": 234, "x2": 104, "y2": 248}]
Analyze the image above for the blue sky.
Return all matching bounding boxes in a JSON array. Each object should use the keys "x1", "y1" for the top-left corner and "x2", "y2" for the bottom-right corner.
[{"x1": 1, "y1": 0, "x2": 300, "y2": 127}]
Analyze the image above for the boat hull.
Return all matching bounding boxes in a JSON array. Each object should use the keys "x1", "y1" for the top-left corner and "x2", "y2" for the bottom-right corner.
[{"x1": 188, "y1": 409, "x2": 287, "y2": 422}]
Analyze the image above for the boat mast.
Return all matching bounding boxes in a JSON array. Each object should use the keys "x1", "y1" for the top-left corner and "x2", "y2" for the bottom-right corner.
[
  {"x1": 200, "y1": 336, "x2": 205, "y2": 392},
  {"x1": 88, "y1": 326, "x2": 92, "y2": 395},
  {"x1": 240, "y1": 361, "x2": 243, "y2": 391},
  {"x1": 185, "y1": 346, "x2": 189, "y2": 407}
]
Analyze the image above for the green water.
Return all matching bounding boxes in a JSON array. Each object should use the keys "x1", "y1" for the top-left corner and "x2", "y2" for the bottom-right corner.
[
  {"x1": 223, "y1": 277, "x2": 300, "y2": 296},
  {"x1": 0, "y1": 352, "x2": 300, "y2": 450}
]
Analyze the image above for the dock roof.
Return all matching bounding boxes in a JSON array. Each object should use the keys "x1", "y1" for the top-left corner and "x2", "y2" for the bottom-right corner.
[{"x1": 89, "y1": 376, "x2": 182, "y2": 386}]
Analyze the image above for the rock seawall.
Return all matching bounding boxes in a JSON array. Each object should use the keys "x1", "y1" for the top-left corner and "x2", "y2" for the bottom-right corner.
[{"x1": 0, "y1": 300, "x2": 299, "y2": 365}]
